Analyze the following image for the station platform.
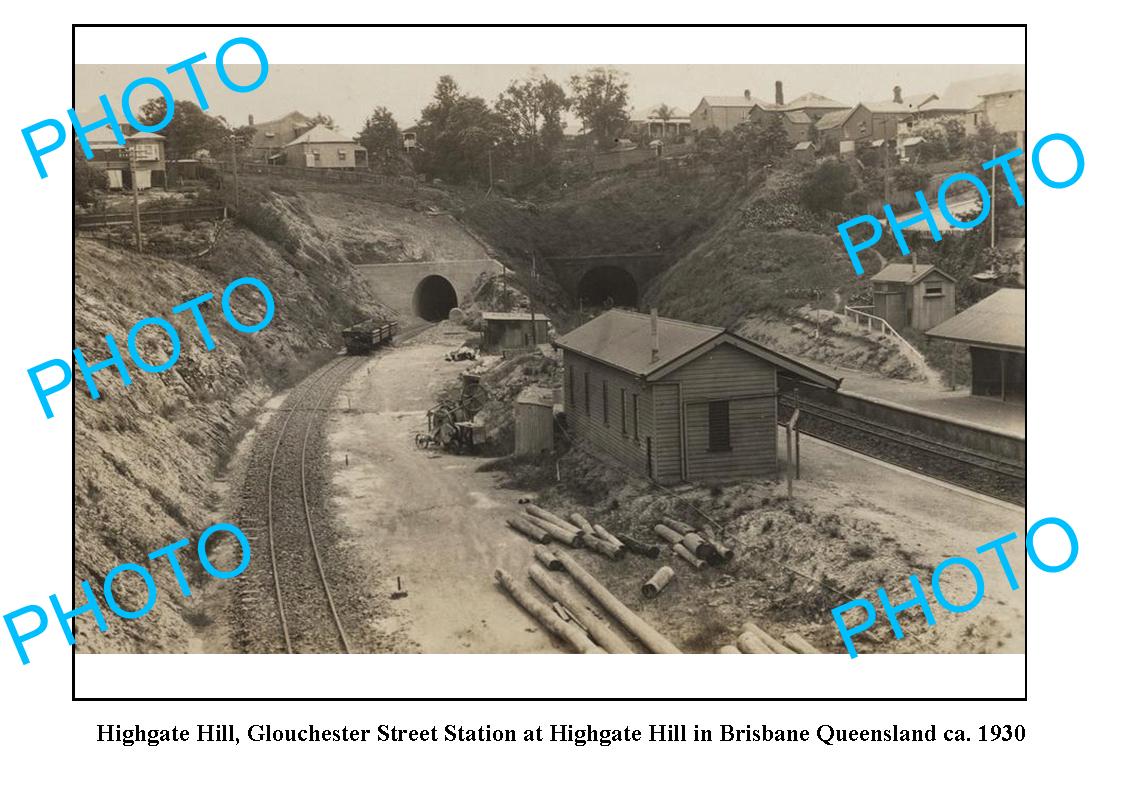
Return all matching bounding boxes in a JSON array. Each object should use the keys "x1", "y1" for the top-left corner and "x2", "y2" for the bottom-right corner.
[{"x1": 816, "y1": 365, "x2": 1025, "y2": 438}]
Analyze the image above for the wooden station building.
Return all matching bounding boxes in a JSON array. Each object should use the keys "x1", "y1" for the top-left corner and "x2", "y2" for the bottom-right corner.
[
  {"x1": 926, "y1": 288, "x2": 1026, "y2": 403},
  {"x1": 555, "y1": 309, "x2": 839, "y2": 484},
  {"x1": 870, "y1": 262, "x2": 957, "y2": 332}
]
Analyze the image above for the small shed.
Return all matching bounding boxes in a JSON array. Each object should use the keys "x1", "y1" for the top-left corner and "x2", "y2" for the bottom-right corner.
[
  {"x1": 870, "y1": 262, "x2": 957, "y2": 332},
  {"x1": 480, "y1": 312, "x2": 550, "y2": 354},
  {"x1": 514, "y1": 387, "x2": 555, "y2": 456},
  {"x1": 555, "y1": 309, "x2": 839, "y2": 484},
  {"x1": 792, "y1": 140, "x2": 817, "y2": 162},
  {"x1": 899, "y1": 135, "x2": 925, "y2": 161},
  {"x1": 926, "y1": 288, "x2": 1025, "y2": 403}
]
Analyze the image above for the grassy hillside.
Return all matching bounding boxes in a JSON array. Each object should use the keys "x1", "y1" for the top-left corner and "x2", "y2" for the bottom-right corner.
[{"x1": 74, "y1": 183, "x2": 488, "y2": 653}]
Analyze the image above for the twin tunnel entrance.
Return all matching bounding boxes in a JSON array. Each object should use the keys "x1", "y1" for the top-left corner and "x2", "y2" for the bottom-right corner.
[{"x1": 410, "y1": 265, "x2": 640, "y2": 321}]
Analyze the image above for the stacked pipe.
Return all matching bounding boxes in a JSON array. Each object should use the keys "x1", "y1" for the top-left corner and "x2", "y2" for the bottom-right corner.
[{"x1": 662, "y1": 517, "x2": 735, "y2": 563}]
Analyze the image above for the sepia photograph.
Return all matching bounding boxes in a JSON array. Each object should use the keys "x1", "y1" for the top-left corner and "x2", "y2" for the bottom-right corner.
[{"x1": 72, "y1": 59, "x2": 1027, "y2": 658}]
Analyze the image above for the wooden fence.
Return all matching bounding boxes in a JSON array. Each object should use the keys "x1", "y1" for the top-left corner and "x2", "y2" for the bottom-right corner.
[
  {"x1": 217, "y1": 160, "x2": 418, "y2": 189},
  {"x1": 74, "y1": 205, "x2": 228, "y2": 230},
  {"x1": 842, "y1": 304, "x2": 928, "y2": 373}
]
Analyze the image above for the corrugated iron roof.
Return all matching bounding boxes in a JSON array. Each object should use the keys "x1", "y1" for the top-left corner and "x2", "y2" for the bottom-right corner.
[
  {"x1": 925, "y1": 288, "x2": 1025, "y2": 351},
  {"x1": 783, "y1": 92, "x2": 849, "y2": 111},
  {"x1": 783, "y1": 110, "x2": 813, "y2": 124},
  {"x1": 925, "y1": 72, "x2": 1023, "y2": 112},
  {"x1": 815, "y1": 109, "x2": 851, "y2": 130},
  {"x1": 700, "y1": 95, "x2": 778, "y2": 109},
  {"x1": 482, "y1": 312, "x2": 549, "y2": 322},
  {"x1": 870, "y1": 263, "x2": 954, "y2": 285},
  {"x1": 284, "y1": 124, "x2": 364, "y2": 147},
  {"x1": 793, "y1": 141, "x2": 816, "y2": 150},
  {"x1": 555, "y1": 309, "x2": 839, "y2": 388}
]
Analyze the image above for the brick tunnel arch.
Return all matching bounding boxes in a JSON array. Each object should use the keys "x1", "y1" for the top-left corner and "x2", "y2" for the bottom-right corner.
[
  {"x1": 413, "y1": 274, "x2": 459, "y2": 321},
  {"x1": 576, "y1": 265, "x2": 639, "y2": 308}
]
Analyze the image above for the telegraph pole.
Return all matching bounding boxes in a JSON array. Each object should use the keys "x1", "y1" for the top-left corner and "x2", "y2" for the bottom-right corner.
[
  {"x1": 990, "y1": 143, "x2": 997, "y2": 249},
  {"x1": 529, "y1": 252, "x2": 538, "y2": 346},
  {"x1": 128, "y1": 144, "x2": 142, "y2": 253},
  {"x1": 231, "y1": 134, "x2": 240, "y2": 212}
]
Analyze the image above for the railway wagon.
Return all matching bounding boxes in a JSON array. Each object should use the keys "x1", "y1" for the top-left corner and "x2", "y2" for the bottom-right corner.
[{"x1": 341, "y1": 318, "x2": 399, "y2": 355}]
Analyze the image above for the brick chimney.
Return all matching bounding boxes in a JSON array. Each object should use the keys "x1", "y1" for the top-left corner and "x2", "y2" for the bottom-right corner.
[
  {"x1": 743, "y1": 89, "x2": 752, "y2": 101},
  {"x1": 893, "y1": 86, "x2": 903, "y2": 104},
  {"x1": 651, "y1": 308, "x2": 660, "y2": 363},
  {"x1": 248, "y1": 113, "x2": 255, "y2": 126},
  {"x1": 775, "y1": 80, "x2": 784, "y2": 106}
]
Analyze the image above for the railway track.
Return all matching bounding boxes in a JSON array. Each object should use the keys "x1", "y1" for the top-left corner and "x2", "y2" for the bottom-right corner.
[
  {"x1": 779, "y1": 396, "x2": 1026, "y2": 505},
  {"x1": 233, "y1": 321, "x2": 435, "y2": 653}
]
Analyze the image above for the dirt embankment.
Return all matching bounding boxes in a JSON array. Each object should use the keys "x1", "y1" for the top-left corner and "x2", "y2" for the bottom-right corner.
[{"x1": 75, "y1": 183, "x2": 488, "y2": 653}]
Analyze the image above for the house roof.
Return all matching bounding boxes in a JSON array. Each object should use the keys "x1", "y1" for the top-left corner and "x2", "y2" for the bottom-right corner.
[
  {"x1": 554, "y1": 309, "x2": 839, "y2": 388},
  {"x1": 284, "y1": 124, "x2": 364, "y2": 147},
  {"x1": 793, "y1": 141, "x2": 816, "y2": 150},
  {"x1": 782, "y1": 92, "x2": 849, "y2": 111},
  {"x1": 516, "y1": 386, "x2": 556, "y2": 407},
  {"x1": 870, "y1": 263, "x2": 955, "y2": 285},
  {"x1": 901, "y1": 136, "x2": 925, "y2": 147},
  {"x1": 864, "y1": 98, "x2": 933, "y2": 115},
  {"x1": 923, "y1": 72, "x2": 1024, "y2": 112},
  {"x1": 783, "y1": 110, "x2": 812, "y2": 124},
  {"x1": 815, "y1": 109, "x2": 851, "y2": 130},
  {"x1": 926, "y1": 288, "x2": 1025, "y2": 352},
  {"x1": 482, "y1": 312, "x2": 550, "y2": 323},
  {"x1": 699, "y1": 95, "x2": 779, "y2": 110}
]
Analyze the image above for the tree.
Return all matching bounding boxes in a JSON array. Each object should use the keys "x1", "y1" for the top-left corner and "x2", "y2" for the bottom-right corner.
[
  {"x1": 893, "y1": 163, "x2": 932, "y2": 192},
  {"x1": 307, "y1": 112, "x2": 337, "y2": 131},
  {"x1": 569, "y1": 67, "x2": 630, "y2": 149},
  {"x1": 800, "y1": 160, "x2": 854, "y2": 213},
  {"x1": 735, "y1": 114, "x2": 791, "y2": 170},
  {"x1": 358, "y1": 106, "x2": 405, "y2": 174},
  {"x1": 495, "y1": 74, "x2": 569, "y2": 183},
  {"x1": 966, "y1": 120, "x2": 1017, "y2": 163},
  {"x1": 73, "y1": 142, "x2": 106, "y2": 207},
  {"x1": 416, "y1": 75, "x2": 502, "y2": 183},
  {"x1": 138, "y1": 98, "x2": 232, "y2": 159}
]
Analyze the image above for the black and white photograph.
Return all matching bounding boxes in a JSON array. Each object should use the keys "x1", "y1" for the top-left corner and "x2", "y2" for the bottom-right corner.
[{"x1": 72, "y1": 58, "x2": 1026, "y2": 659}]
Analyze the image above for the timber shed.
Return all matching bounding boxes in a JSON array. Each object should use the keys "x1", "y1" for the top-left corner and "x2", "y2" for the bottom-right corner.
[
  {"x1": 555, "y1": 309, "x2": 840, "y2": 485},
  {"x1": 870, "y1": 262, "x2": 956, "y2": 332},
  {"x1": 926, "y1": 288, "x2": 1025, "y2": 403},
  {"x1": 481, "y1": 312, "x2": 550, "y2": 354}
]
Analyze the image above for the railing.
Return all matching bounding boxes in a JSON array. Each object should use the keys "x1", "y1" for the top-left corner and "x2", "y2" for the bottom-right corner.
[
  {"x1": 216, "y1": 160, "x2": 418, "y2": 189},
  {"x1": 843, "y1": 304, "x2": 927, "y2": 368},
  {"x1": 74, "y1": 205, "x2": 228, "y2": 229}
]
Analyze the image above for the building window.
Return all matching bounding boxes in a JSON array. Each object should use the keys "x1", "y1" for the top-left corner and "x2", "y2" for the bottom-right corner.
[
  {"x1": 583, "y1": 372, "x2": 590, "y2": 415},
  {"x1": 924, "y1": 283, "x2": 945, "y2": 297},
  {"x1": 620, "y1": 388, "x2": 627, "y2": 436},
  {"x1": 567, "y1": 369, "x2": 574, "y2": 407},
  {"x1": 602, "y1": 381, "x2": 610, "y2": 426},
  {"x1": 708, "y1": 401, "x2": 731, "y2": 452},
  {"x1": 338, "y1": 150, "x2": 347, "y2": 161},
  {"x1": 313, "y1": 150, "x2": 321, "y2": 162},
  {"x1": 632, "y1": 394, "x2": 639, "y2": 440}
]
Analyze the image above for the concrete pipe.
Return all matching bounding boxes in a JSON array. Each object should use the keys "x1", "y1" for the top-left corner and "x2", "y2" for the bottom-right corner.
[{"x1": 641, "y1": 566, "x2": 676, "y2": 599}]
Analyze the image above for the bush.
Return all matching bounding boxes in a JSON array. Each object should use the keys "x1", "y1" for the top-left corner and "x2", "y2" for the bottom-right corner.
[{"x1": 800, "y1": 161, "x2": 853, "y2": 213}]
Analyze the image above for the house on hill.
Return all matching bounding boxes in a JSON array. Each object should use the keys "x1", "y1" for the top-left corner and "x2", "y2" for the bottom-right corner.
[
  {"x1": 282, "y1": 125, "x2": 368, "y2": 169},
  {"x1": 555, "y1": 309, "x2": 839, "y2": 484},
  {"x1": 690, "y1": 92, "x2": 778, "y2": 133},
  {"x1": 870, "y1": 262, "x2": 957, "y2": 332},
  {"x1": 628, "y1": 105, "x2": 692, "y2": 140},
  {"x1": 86, "y1": 129, "x2": 167, "y2": 190},
  {"x1": 926, "y1": 288, "x2": 1025, "y2": 403},
  {"x1": 747, "y1": 105, "x2": 814, "y2": 144},
  {"x1": 246, "y1": 110, "x2": 315, "y2": 162}
]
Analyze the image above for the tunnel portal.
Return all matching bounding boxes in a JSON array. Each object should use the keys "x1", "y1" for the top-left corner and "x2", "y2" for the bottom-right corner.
[
  {"x1": 576, "y1": 266, "x2": 640, "y2": 308},
  {"x1": 413, "y1": 275, "x2": 459, "y2": 321}
]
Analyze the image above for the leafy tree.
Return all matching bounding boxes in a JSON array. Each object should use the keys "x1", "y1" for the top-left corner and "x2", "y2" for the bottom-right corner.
[
  {"x1": 893, "y1": 163, "x2": 932, "y2": 192},
  {"x1": 495, "y1": 74, "x2": 569, "y2": 184},
  {"x1": 800, "y1": 160, "x2": 854, "y2": 213},
  {"x1": 73, "y1": 142, "x2": 106, "y2": 207},
  {"x1": 358, "y1": 106, "x2": 405, "y2": 174},
  {"x1": 940, "y1": 118, "x2": 967, "y2": 158},
  {"x1": 568, "y1": 67, "x2": 630, "y2": 149},
  {"x1": 416, "y1": 75, "x2": 502, "y2": 183},
  {"x1": 966, "y1": 120, "x2": 1017, "y2": 163},
  {"x1": 307, "y1": 112, "x2": 337, "y2": 131},
  {"x1": 138, "y1": 98, "x2": 232, "y2": 159}
]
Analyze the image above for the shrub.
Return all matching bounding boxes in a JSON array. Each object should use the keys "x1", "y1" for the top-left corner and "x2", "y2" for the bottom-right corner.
[{"x1": 800, "y1": 161, "x2": 853, "y2": 213}]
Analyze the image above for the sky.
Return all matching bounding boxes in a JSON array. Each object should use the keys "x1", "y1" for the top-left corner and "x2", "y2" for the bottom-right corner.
[{"x1": 74, "y1": 63, "x2": 1024, "y2": 136}]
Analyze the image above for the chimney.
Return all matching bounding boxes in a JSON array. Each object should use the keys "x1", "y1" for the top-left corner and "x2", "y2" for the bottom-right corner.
[
  {"x1": 743, "y1": 89, "x2": 752, "y2": 101},
  {"x1": 893, "y1": 86, "x2": 903, "y2": 104},
  {"x1": 911, "y1": 251, "x2": 917, "y2": 274},
  {"x1": 775, "y1": 80, "x2": 785, "y2": 106},
  {"x1": 651, "y1": 308, "x2": 660, "y2": 363},
  {"x1": 248, "y1": 113, "x2": 255, "y2": 126}
]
